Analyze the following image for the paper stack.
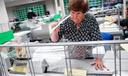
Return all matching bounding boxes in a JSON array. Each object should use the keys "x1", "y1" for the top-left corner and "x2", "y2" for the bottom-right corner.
[{"x1": 64, "y1": 68, "x2": 87, "y2": 76}]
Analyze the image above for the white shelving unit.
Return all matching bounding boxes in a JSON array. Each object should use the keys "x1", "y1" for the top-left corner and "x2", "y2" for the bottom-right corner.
[{"x1": 1, "y1": 40, "x2": 128, "y2": 76}]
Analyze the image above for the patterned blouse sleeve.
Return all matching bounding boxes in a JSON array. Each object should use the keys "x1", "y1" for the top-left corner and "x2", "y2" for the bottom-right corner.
[{"x1": 90, "y1": 15, "x2": 102, "y2": 41}]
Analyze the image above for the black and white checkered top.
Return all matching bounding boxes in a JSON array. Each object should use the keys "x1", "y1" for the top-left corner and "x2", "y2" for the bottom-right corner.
[
  {"x1": 58, "y1": 13, "x2": 102, "y2": 59},
  {"x1": 58, "y1": 13, "x2": 102, "y2": 42}
]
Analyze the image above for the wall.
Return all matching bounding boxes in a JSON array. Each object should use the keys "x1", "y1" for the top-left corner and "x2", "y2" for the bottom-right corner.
[
  {"x1": 6, "y1": 7, "x2": 16, "y2": 20},
  {"x1": 5, "y1": 0, "x2": 45, "y2": 7},
  {"x1": 45, "y1": 0, "x2": 56, "y2": 14},
  {"x1": 0, "y1": 0, "x2": 9, "y2": 23}
]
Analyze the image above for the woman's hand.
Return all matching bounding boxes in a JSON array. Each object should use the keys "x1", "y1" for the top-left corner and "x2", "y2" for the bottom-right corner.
[
  {"x1": 91, "y1": 57, "x2": 109, "y2": 71},
  {"x1": 50, "y1": 21, "x2": 60, "y2": 34},
  {"x1": 49, "y1": 21, "x2": 60, "y2": 42}
]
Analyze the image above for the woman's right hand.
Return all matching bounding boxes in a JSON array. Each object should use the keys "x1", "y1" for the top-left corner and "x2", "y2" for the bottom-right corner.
[
  {"x1": 49, "y1": 21, "x2": 60, "y2": 34},
  {"x1": 49, "y1": 21, "x2": 60, "y2": 42}
]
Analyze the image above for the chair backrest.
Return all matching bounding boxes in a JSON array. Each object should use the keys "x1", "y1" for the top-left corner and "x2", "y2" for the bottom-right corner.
[
  {"x1": 101, "y1": 32, "x2": 113, "y2": 40},
  {"x1": 123, "y1": 29, "x2": 128, "y2": 39}
]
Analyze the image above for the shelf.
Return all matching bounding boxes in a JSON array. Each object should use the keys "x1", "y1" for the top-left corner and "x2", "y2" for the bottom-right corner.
[{"x1": 13, "y1": 3, "x2": 45, "y2": 21}]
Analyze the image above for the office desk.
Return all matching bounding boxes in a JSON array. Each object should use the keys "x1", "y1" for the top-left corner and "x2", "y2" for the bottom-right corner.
[
  {"x1": 47, "y1": 59, "x2": 113, "y2": 76},
  {"x1": 31, "y1": 46, "x2": 114, "y2": 76}
]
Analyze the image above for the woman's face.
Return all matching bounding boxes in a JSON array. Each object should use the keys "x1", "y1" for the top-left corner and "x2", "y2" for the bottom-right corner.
[{"x1": 70, "y1": 10, "x2": 85, "y2": 25}]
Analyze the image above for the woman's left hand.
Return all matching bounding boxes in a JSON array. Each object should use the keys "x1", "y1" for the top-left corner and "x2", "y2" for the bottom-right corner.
[{"x1": 91, "y1": 57, "x2": 109, "y2": 71}]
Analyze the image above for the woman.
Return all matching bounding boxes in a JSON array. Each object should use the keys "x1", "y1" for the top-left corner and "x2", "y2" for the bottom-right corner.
[{"x1": 50, "y1": 0, "x2": 107, "y2": 70}]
